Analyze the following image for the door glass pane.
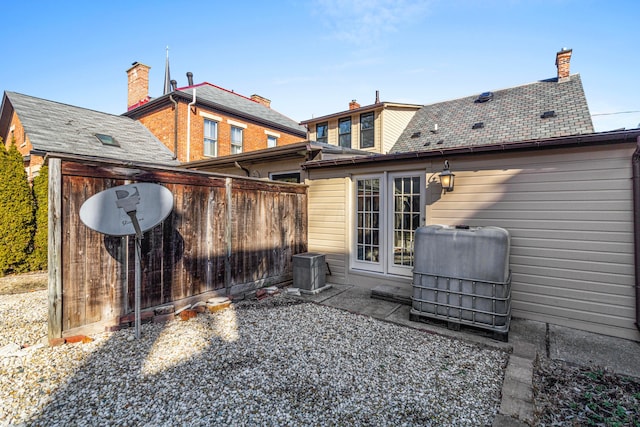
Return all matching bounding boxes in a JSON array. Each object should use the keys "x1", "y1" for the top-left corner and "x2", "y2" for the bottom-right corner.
[
  {"x1": 356, "y1": 178, "x2": 380, "y2": 263},
  {"x1": 392, "y1": 176, "x2": 421, "y2": 267}
]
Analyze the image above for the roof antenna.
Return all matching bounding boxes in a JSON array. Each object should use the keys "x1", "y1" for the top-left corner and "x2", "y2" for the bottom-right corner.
[{"x1": 163, "y1": 46, "x2": 172, "y2": 95}]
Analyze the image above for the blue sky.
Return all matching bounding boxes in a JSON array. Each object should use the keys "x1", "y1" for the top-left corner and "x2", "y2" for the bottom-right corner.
[{"x1": 2, "y1": 0, "x2": 638, "y2": 132}]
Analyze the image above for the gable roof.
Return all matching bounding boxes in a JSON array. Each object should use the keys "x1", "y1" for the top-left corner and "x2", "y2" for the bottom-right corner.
[
  {"x1": 390, "y1": 75, "x2": 594, "y2": 153},
  {"x1": 1, "y1": 91, "x2": 179, "y2": 165},
  {"x1": 124, "y1": 83, "x2": 307, "y2": 137}
]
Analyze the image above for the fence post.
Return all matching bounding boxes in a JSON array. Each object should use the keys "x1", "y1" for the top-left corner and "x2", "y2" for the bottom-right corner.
[
  {"x1": 225, "y1": 177, "x2": 232, "y2": 295},
  {"x1": 47, "y1": 158, "x2": 62, "y2": 343}
]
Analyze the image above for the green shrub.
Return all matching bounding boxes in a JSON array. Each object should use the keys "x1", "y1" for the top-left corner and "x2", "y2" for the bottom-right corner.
[
  {"x1": 30, "y1": 165, "x2": 48, "y2": 271},
  {"x1": 0, "y1": 139, "x2": 35, "y2": 275}
]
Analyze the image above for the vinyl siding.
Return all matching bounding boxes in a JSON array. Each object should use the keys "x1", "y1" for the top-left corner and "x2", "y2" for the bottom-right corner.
[
  {"x1": 306, "y1": 177, "x2": 349, "y2": 283},
  {"x1": 380, "y1": 108, "x2": 419, "y2": 154},
  {"x1": 427, "y1": 144, "x2": 638, "y2": 340},
  {"x1": 305, "y1": 141, "x2": 639, "y2": 340}
]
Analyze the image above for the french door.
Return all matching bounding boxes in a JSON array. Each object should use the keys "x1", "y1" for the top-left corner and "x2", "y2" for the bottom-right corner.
[
  {"x1": 353, "y1": 173, "x2": 425, "y2": 276},
  {"x1": 387, "y1": 173, "x2": 425, "y2": 275}
]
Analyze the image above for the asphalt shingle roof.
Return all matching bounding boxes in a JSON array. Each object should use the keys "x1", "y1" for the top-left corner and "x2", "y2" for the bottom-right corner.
[
  {"x1": 5, "y1": 92, "x2": 178, "y2": 165},
  {"x1": 179, "y1": 84, "x2": 306, "y2": 135},
  {"x1": 390, "y1": 75, "x2": 594, "y2": 153}
]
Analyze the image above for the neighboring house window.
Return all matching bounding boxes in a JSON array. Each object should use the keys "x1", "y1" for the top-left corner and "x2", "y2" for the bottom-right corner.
[
  {"x1": 356, "y1": 177, "x2": 380, "y2": 264},
  {"x1": 270, "y1": 172, "x2": 301, "y2": 183},
  {"x1": 267, "y1": 135, "x2": 277, "y2": 148},
  {"x1": 339, "y1": 117, "x2": 351, "y2": 148},
  {"x1": 204, "y1": 119, "x2": 218, "y2": 157},
  {"x1": 360, "y1": 112, "x2": 374, "y2": 148},
  {"x1": 231, "y1": 126, "x2": 243, "y2": 154},
  {"x1": 316, "y1": 122, "x2": 328, "y2": 143}
]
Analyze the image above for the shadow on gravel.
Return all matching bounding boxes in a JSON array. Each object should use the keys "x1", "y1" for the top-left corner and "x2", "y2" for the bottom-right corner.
[{"x1": 27, "y1": 297, "x2": 307, "y2": 425}]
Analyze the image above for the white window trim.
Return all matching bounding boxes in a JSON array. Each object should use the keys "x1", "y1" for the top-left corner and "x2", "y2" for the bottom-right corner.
[
  {"x1": 203, "y1": 118, "x2": 218, "y2": 158},
  {"x1": 199, "y1": 111, "x2": 222, "y2": 122},
  {"x1": 231, "y1": 126, "x2": 244, "y2": 154},
  {"x1": 264, "y1": 130, "x2": 280, "y2": 138},
  {"x1": 227, "y1": 119, "x2": 247, "y2": 129}
]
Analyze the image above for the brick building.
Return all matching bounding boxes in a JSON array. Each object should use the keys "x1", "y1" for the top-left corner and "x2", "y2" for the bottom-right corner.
[{"x1": 123, "y1": 62, "x2": 306, "y2": 163}]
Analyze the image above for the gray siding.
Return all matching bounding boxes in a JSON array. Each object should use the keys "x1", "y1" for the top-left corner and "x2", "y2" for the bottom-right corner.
[
  {"x1": 305, "y1": 141, "x2": 639, "y2": 340},
  {"x1": 427, "y1": 144, "x2": 638, "y2": 340}
]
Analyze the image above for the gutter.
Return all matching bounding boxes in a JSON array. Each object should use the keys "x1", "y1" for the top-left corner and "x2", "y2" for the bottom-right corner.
[
  {"x1": 632, "y1": 136, "x2": 640, "y2": 331},
  {"x1": 302, "y1": 129, "x2": 640, "y2": 170}
]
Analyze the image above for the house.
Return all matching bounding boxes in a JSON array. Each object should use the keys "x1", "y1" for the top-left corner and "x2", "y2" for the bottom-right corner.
[
  {"x1": 122, "y1": 62, "x2": 307, "y2": 163},
  {"x1": 182, "y1": 140, "x2": 372, "y2": 183},
  {"x1": 0, "y1": 91, "x2": 178, "y2": 180},
  {"x1": 298, "y1": 49, "x2": 640, "y2": 341},
  {"x1": 300, "y1": 95, "x2": 422, "y2": 154}
]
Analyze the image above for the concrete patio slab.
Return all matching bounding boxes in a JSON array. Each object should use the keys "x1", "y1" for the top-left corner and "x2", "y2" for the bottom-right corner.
[{"x1": 549, "y1": 324, "x2": 640, "y2": 378}]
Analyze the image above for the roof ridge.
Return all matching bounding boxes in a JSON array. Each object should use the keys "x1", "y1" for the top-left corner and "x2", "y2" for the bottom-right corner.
[
  {"x1": 175, "y1": 82, "x2": 256, "y2": 103},
  {"x1": 6, "y1": 91, "x2": 128, "y2": 119},
  {"x1": 422, "y1": 74, "x2": 582, "y2": 107}
]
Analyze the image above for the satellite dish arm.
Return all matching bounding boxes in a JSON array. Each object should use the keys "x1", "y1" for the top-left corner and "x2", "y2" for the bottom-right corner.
[
  {"x1": 115, "y1": 186, "x2": 144, "y2": 239},
  {"x1": 126, "y1": 211, "x2": 144, "y2": 239}
]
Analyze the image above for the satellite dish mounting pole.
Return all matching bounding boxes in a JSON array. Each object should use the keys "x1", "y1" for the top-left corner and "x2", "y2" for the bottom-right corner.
[
  {"x1": 115, "y1": 188, "x2": 145, "y2": 339},
  {"x1": 133, "y1": 234, "x2": 142, "y2": 339}
]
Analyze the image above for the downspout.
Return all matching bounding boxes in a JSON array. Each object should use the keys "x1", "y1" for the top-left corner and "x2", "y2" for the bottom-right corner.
[
  {"x1": 234, "y1": 161, "x2": 250, "y2": 177},
  {"x1": 633, "y1": 136, "x2": 640, "y2": 331},
  {"x1": 169, "y1": 94, "x2": 178, "y2": 160},
  {"x1": 186, "y1": 88, "x2": 197, "y2": 162}
]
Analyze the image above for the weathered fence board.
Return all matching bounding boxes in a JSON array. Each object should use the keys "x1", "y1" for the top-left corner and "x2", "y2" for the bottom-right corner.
[{"x1": 48, "y1": 156, "x2": 307, "y2": 341}]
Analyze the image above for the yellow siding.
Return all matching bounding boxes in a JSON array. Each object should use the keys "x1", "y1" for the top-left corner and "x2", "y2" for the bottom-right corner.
[
  {"x1": 380, "y1": 108, "x2": 419, "y2": 153},
  {"x1": 306, "y1": 177, "x2": 349, "y2": 283}
]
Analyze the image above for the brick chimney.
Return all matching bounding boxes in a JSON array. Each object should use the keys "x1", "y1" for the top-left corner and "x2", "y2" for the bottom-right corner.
[
  {"x1": 127, "y1": 62, "x2": 151, "y2": 110},
  {"x1": 349, "y1": 99, "x2": 360, "y2": 110},
  {"x1": 555, "y1": 48, "x2": 572, "y2": 83},
  {"x1": 251, "y1": 94, "x2": 271, "y2": 108}
]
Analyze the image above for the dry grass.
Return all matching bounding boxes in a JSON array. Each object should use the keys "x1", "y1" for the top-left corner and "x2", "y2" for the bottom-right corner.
[{"x1": 0, "y1": 271, "x2": 47, "y2": 295}]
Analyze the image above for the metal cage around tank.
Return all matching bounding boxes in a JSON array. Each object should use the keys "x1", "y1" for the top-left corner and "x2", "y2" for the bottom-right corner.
[{"x1": 410, "y1": 225, "x2": 512, "y2": 339}]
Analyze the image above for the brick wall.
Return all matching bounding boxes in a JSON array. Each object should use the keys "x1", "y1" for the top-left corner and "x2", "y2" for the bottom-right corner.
[
  {"x1": 3, "y1": 112, "x2": 43, "y2": 180},
  {"x1": 137, "y1": 100, "x2": 304, "y2": 162}
]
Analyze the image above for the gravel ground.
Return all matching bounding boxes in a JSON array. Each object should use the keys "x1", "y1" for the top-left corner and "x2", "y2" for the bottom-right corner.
[{"x1": 0, "y1": 290, "x2": 507, "y2": 426}]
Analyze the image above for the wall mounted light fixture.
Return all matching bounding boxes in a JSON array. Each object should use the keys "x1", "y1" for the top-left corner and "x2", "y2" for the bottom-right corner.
[{"x1": 439, "y1": 160, "x2": 455, "y2": 192}]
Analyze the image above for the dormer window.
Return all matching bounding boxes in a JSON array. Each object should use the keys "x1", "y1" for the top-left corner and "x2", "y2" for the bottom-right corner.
[{"x1": 95, "y1": 133, "x2": 119, "y2": 147}]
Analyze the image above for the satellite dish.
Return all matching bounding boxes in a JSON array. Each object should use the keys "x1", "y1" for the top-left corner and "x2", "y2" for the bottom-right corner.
[
  {"x1": 79, "y1": 183, "x2": 174, "y2": 340},
  {"x1": 80, "y1": 183, "x2": 173, "y2": 237}
]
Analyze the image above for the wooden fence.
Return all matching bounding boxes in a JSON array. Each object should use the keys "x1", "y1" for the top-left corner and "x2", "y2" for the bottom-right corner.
[{"x1": 47, "y1": 155, "x2": 307, "y2": 340}]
